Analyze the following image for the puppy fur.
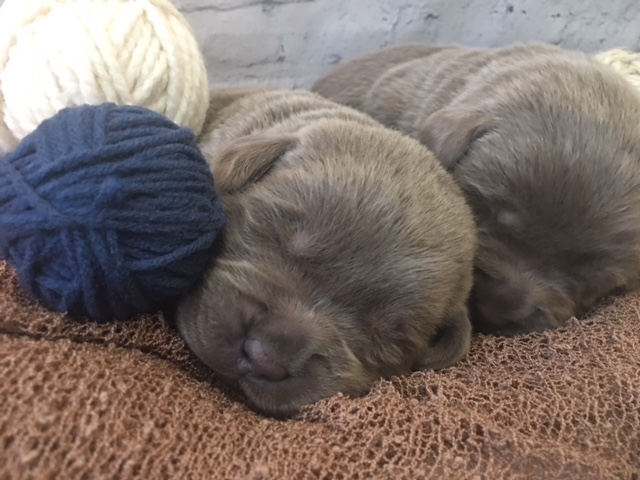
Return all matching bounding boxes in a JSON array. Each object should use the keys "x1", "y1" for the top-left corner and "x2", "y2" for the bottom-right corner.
[
  {"x1": 313, "y1": 43, "x2": 640, "y2": 336},
  {"x1": 177, "y1": 88, "x2": 477, "y2": 416}
]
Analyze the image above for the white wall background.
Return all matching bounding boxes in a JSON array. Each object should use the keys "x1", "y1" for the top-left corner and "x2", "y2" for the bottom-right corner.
[
  {"x1": 174, "y1": 0, "x2": 640, "y2": 89},
  {"x1": 0, "y1": 0, "x2": 636, "y2": 88}
]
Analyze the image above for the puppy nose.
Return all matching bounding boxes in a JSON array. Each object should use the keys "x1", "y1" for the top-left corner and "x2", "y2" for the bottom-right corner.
[{"x1": 237, "y1": 338, "x2": 289, "y2": 381}]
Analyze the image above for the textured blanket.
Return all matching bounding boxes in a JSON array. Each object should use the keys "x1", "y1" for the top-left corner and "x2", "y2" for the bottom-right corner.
[{"x1": 1, "y1": 260, "x2": 638, "y2": 479}]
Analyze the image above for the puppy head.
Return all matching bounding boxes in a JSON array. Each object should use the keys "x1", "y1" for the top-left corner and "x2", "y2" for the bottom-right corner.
[
  {"x1": 177, "y1": 132, "x2": 372, "y2": 416},
  {"x1": 469, "y1": 228, "x2": 640, "y2": 335},
  {"x1": 178, "y1": 255, "x2": 372, "y2": 417},
  {"x1": 419, "y1": 57, "x2": 640, "y2": 335},
  {"x1": 468, "y1": 232, "x2": 576, "y2": 335},
  {"x1": 178, "y1": 124, "x2": 474, "y2": 414}
]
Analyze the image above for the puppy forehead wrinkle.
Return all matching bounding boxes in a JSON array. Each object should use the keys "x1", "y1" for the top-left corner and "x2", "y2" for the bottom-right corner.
[{"x1": 277, "y1": 107, "x2": 379, "y2": 133}]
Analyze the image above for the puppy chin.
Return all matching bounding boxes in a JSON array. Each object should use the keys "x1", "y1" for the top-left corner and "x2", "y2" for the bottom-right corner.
[
  {"x1": 239, "y1": 349, "x2": 369, "y2": 417},
  {"x1": 239, "y1": 375, "x2": 334, "y2": 417}
]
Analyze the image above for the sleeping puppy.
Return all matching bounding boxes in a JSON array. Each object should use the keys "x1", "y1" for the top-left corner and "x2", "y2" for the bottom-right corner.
[
  {"x1": 313, "y1": 43, "x2": 640, "y2": 336},
  {"x1": 176, "y1": 88, "x2": 477, "y2": 416}
]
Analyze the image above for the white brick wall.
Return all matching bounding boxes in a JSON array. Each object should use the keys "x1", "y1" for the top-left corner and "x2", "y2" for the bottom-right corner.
[
  {"x1": 175, "y1": 0, "x2": 640, "y2": 88},
  {"x1": 1, "y1": 0, "x2": 637, "y2": 88}
]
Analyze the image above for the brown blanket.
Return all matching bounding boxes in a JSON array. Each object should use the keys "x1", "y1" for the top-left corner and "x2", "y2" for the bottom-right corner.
[{"x1": 1, "y1": 260, "x2": 638, "y2": 479}]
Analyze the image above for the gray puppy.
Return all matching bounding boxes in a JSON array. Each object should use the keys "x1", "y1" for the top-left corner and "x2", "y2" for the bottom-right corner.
[
  {"x1": 176, "y1": 88, "x2": 476, "y2": 416},
  {"x1": 313, "y1": 43, "x2": 640, "y2": 336}
]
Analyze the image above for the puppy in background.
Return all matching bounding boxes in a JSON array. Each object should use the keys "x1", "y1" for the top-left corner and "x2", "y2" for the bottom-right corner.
[
  {"x1": 177, "y1": 88, "x2": 477, "y2": 416},
  {"x1": 314, "y1": 43, "x2": 640, "y2": 336}
]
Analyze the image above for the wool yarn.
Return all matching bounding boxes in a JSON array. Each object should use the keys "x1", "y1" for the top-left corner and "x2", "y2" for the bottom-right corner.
[
  {"x1": 0, "y1": 0, "x2": 210, "y2": 153},
  {"x1": 0, "y1": 103, "x2": 225, "y2": 322},
  {"x1": 595, "y1": 48, "x2": 640, "y2": 93}
]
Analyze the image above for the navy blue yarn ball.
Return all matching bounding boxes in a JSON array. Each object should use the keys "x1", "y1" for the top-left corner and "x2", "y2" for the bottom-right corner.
[{"x1": 0, "y1": 103, "x2": 226, "y2": 322}]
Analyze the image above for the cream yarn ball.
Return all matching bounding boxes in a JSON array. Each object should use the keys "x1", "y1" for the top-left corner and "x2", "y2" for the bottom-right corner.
[
  {"x1": 0, "y1": 0, "x2": 210, "y2": 153},
  {"x1": 595, "y1": 48, "x2": 640, "y2": 93}
]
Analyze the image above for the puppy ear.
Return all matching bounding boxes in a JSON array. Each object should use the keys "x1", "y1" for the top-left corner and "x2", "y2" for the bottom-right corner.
[
  {"x1": 214, "y1": 133, "x2": 298, "y2": 193},
  {"x1": 418, "y1": 108, "x2": 493, "y2": 171}
]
